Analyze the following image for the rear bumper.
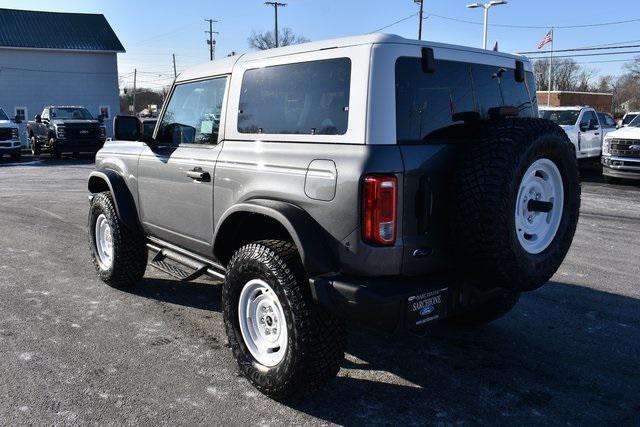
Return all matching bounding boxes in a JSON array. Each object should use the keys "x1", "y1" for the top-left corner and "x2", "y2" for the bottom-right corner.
[
  {"x1": 601, "y1": 156, "x2": 640, "y2": 180},
  {"x1": 310, "y1": 272, "x2": 504, "y2": 332}
]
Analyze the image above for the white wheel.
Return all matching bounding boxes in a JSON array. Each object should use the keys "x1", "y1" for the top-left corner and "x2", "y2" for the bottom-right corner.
[
  {"x1": 515, "y1": 158, "x2": 564, "y2": 254},
  {"x1": 238, "y1": 279, "x2": 288, "y2": 367},
  {"x1": 94, "y1": 213, "x2": 114, "y2": 269}
]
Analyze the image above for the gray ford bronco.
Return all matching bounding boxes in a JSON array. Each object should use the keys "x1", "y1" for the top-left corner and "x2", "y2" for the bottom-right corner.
[{"x1": 87, "y1": 34, "x2": 580, "y2": 400}]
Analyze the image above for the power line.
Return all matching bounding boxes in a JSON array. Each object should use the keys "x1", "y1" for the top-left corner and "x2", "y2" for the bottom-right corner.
[
  {"x1": 426, "y1": 12, "x2": 640, "y2": 30},
  {"x1": 530, "y1": 50, "x2": 640, "y2": 60},
  {"x1": 370, "y1": 13, "x2": 418, "y2": 33},
  {"x1": 521, "y1": 44, "x2": 640, "y2": 55}
]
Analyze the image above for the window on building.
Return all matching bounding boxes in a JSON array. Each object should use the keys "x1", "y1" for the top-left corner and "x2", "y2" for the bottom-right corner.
[
  {"x1": 238, "y1": 58, "x2": 351, "y2": 135},
  {"x1": 157, "y1": 76, "x2": 228, "y2": 146},
  {"x1": 15, "y1": 107, "x2": 27, "y2": 122},
  {"x1": 99, "y1": 106, "x2": 111, "y2": 120}
]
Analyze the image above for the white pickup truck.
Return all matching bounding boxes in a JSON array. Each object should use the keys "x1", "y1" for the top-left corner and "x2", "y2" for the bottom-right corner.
[
  {"x1": 602, "y1": 115, "x2": 640, "y2": 183},
  {"x1": 539, "y1": 106, "x2": 615, "y2": 159},
  {"x1": 0, "y1": 107, "x2": 22, "y2": 161}
]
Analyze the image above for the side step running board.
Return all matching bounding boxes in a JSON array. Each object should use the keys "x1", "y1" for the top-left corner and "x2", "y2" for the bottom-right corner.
[{"x1": 147, "y1": 243, "x2": 225, "y2": 281}]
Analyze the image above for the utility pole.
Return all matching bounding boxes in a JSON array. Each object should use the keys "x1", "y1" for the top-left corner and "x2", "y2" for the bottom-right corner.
[
  {"x1": 205, "y1": 19, "x2": 219, "y2": 60},
  {"x1": 265, "y1": 2, "x2": 287, "y2": 47},
  {"x1": 131, "y1": 68, "x2": 137, "y2": 116},
  {"x1": 172, "y1": 54, "x2": 177, "y2": 78},
  {"x1": 414, "y1": 0, "x2": 424, "y2": 41}
]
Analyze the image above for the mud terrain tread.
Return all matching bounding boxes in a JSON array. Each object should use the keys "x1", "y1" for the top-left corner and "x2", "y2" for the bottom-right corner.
[
  {"x1": 223, "y1": 239, "x2": 346, "y2": 401},
  {"x1": 450, "y1": 118, "x2": 580, "y2": 292},
  {"x1": 88, "y1": 192, "x2": 147, "y2": 288}
]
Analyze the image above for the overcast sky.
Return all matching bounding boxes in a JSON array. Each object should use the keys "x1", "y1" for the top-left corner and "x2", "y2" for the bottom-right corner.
[{"x1": 5, "y1": 0, "x2": 640, "y2": 90}]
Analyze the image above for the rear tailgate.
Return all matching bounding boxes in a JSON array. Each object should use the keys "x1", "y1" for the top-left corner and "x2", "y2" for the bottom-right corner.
[{"x1": 400, "y1": 144, "x2": 456, "y2": 276}]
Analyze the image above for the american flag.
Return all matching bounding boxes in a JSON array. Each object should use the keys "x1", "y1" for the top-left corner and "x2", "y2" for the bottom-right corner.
[{"x1": 538, "y1": 30, "x2": 553, "y2": 49}]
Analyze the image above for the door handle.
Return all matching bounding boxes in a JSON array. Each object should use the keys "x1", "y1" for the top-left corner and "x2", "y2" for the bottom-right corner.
[
  {"x1": 187, "y1": 168, "x2": 210, "y2": 181},
  {"x1": 594, "y1": 132, "x2": 600, "y2": 136}
]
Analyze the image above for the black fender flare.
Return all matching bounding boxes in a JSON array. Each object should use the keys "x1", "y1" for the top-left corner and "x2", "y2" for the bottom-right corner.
[
  {"x1": 213, "y1": 199, "x2": 337, "y2": 274},
  {"x1": 88, "y1": 169, "x2": 140, "y2": 232}
]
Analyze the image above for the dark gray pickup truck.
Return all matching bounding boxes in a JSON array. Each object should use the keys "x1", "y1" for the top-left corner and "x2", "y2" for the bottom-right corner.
[
  {"x1": 28, "y1": 106, "x2": 106, "y2": 158},
  {"x1": 86, "y1": 34, "x2": 581, "y2": 400}
]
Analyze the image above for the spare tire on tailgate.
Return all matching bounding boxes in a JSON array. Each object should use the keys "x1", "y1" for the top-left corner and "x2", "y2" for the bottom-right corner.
[{"x1": 450, "y1": 118, "x2": 580, "y2": 292}]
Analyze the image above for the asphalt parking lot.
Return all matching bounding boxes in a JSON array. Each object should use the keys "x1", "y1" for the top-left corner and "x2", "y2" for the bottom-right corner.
[{"x1": 0, "y1": 154, "x2": 639, "y2": 425}]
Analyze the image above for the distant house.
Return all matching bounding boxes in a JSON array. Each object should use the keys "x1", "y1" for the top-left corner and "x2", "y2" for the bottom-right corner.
[{"x1": 0, "y1": 8, "x2": 125, "y2": 144}]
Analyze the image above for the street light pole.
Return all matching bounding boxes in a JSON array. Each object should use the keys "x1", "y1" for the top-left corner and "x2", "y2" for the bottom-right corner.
[{"x1": 466, "y1": 0, "x2": 507, "y2": 50}]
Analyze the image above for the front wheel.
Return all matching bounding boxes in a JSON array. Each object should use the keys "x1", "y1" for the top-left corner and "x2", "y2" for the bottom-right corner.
[
  {"x1": 88, "y1": 192, "x2": 148, "y2": 288},
  {"x1": 50, "y1": 138, "x2": 61, "y2": 159},
  {"x1": 30, "y1": 136, "x2": 40, "y2": 156},
  {"x1": 223, "y1": 240, "x2": 346, "y2": 401}
]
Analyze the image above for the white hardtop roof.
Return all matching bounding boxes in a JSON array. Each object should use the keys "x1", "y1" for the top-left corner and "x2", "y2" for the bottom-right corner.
[{"x1": 177, "y1": 33, "x2": 529, "y2": 82}]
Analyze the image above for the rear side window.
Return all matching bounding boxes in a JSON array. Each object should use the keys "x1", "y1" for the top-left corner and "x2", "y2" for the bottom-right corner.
[
  {"x1": 238, "y1": 58, "x2": 351, "y2": 135},
  {"x1": 395, "y1": 57, "x2": 535, "y2": 144}
]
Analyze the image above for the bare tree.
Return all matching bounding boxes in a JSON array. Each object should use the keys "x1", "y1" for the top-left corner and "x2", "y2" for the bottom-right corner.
[
  {"x1": 624, "y1": 56, "x2": 640, "y2": 78},
  {"x1": 248, "y1": 28, "x2": 309, "y2": 50}
]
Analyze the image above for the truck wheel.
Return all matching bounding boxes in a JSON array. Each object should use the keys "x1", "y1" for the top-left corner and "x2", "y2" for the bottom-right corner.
[
  {"x1": 223, "y1": 240, "x2": 346, "y2": 400},
  {"x1": 30, "y1": 136, "x2": 40, "y2": 156},
  {"x1": 88, "y1": 192, "x2": 148, "y2": 288},
  {"x1": 448, "y1": 291, "x2": 520, "y2": 327},
  {"x1": 450, "y1": 118, "x2": 581, "y2": 292},
  {"x1": 603, "y1": 175, "x2": 621, "y2": 185},
  {"x1": 50, "y1": 138, "x2": 61, "y2": 159}
]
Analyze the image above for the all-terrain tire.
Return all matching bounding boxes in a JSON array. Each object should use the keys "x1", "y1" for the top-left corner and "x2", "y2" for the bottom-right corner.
[
  {"x1": 30, "y1": 136, "x2": 40, "y2": 156},
  {"x1": 603, "y1": 175, "x2": 621, "y2": 185},
  {"x1": 50, "y1": 138, "x2": 61, "y2": 159},
  {"x1": 88, "y1": 192, "x2": 148, "y2": 288},
  {"x1": 450, "y1": 118, "x2": 581, "y2": 292},
  {"x1": 223, "y1": 240, "x2": 346, "y2": 401},
  {"x1": 448, "y1": 291, "x2": 520, "y2": 327}
]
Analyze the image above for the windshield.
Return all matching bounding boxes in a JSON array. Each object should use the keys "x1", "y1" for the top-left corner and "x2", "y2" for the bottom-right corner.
[
  {"x1": 50, "y1": 107, "x2": 93, "y2": 120},
  {"x1": 629, "y1": 115, "x2": 640, "y2": 128},
  {"x1": 0, "y1": 108, "x2": 8, "y2": 121},
  {"x1": 540, "y1": 110, "x2": 580, "y2": 126},
  {"x1": 623, "y1": 113, "x2": 638, "y2": 125}
]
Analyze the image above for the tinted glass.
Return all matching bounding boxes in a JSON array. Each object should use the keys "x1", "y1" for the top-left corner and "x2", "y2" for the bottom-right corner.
[
  {"x1": 395, "y1": 58, "x2": 534, "y2": 144},
  {"x1": 0, "y1": 109, "x2": 8, "y2": 121},
  {"x1": 623, "y1": 114, "x2": 638, "y2": 125},
  {"x1": 580, "y1": 111, "x2": 597, "y2": 127},
  {"x1": 50, "y1": 108, "x2": 93, "y2": 120},
  {"x1": 629, "y1": 115, "x2": 640, "y2": 127},
  {"x1": 142, "y1": 121, "x2": 157, "y2": 139},
  {"x1": 396, "y1": 58, "x2": 475, "y2": 143},
  {"x1": 238, "y1": 58, "x2": 351, "y2": 135},
  {"x1": 540, "y1": 110, "x2": 580, "y2": 126},
  {"x1": 158, "y1": 77, "x2": 227, "y2": 146},
  {"x1": 598, "y1": 113, "x2": 615, "y2": 127}
]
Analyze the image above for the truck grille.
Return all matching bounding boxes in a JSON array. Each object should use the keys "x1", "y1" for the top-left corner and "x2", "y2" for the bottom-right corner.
[
  {"x1": 610, "y1": 139, "x2": 640, "y2": 159},
  {"x1": 64, "y1": 123, "x2": 100, "y2": 140},
  {"x1": 0, "y1": 128, "x2": 13, "y2": 141}
]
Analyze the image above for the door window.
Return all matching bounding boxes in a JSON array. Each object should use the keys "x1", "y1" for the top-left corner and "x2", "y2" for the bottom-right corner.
[
  {"x1": 157, "y1": 77, "x2": 228, "y2": 146},
  {"x1": 580, "y1": 111, "x2": 597, "y2": 129},
  {"x1": 238, "y1": 58, "x2": 351, "y2": 136},
  {"x1": 15, "y1": 107, "x2": 27, "y2": 122}
]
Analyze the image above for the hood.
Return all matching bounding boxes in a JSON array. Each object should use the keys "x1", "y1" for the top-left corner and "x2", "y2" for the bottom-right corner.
[
  {"x1": 0, "y1": 120, "x2": 18, "y2": 129},
  {"x1": 604, "y1": 126, "x2": 640, "y2": 140},
  {"x1": 52, "y1": 119, "x2": 100, "y2": 126}
]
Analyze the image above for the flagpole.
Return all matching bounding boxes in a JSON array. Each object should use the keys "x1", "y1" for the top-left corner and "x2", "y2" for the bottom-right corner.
[{"x1": 547, "y1": 27, "x2": 554, "y2": 106}]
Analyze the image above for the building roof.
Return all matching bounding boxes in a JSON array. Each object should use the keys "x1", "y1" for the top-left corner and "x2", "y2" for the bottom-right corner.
[{"x1": 0, "y1": 8, "x2": 125, "y2": 52}]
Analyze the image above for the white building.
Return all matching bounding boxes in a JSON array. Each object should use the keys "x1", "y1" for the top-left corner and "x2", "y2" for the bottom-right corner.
[{"x1": 0, "y1": 8, "x2": 125, "y2": 144}]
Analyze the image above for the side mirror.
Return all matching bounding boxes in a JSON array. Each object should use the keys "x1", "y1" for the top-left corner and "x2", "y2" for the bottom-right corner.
[
  {"x1": 579, "y1": 122, "x2": 589, "y2": 132},
  {"x1": 589, "y1": 119, "x2": 599, "y2": 130},
  {"x1": 113, "y1": 115, "x2": 142, "y2": 141},
  {"x1": 13, "y1": 115, "x2": 22, "y2": 124},
  {"x1": 35, "y1": 114, "x2": 42, "y2": 123}
]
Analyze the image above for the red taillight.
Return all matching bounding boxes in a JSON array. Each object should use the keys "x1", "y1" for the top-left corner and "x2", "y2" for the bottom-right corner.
[{"x1": 362, "y1": 175, "x2": 397, "y2": 246}]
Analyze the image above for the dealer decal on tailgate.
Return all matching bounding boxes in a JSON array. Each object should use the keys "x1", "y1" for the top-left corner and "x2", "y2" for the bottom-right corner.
[{"x1": 407, "y1": 287, "x2": 449, "y2": 326}]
